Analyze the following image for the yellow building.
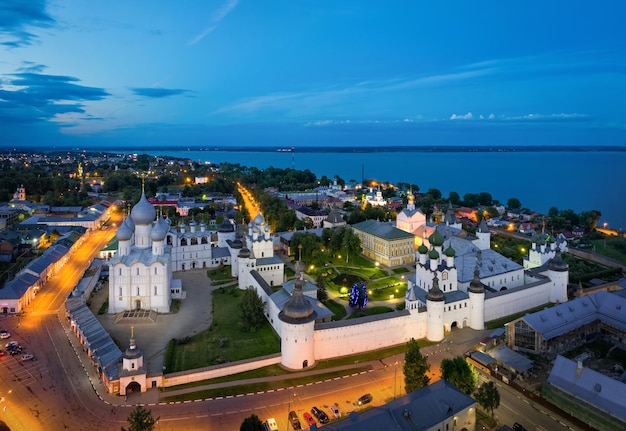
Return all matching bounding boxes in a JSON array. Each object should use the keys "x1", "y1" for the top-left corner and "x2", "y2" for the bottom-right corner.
[{"x1": 351, "y1": 219, "x2": 415, "y2": 267}]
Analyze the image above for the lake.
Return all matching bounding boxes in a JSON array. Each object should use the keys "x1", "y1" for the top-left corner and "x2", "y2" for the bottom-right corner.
[{"x1": 115, "y1": 147, "x2": 626, "y2": 230}]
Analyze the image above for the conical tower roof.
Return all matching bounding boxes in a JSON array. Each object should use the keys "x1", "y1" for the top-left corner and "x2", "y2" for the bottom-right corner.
[
  {"x1": 427, "y1": 274, "x2": 444, "y2": 302},
  {"x1": 468, "y1": 265, "x2": 484, "y2": 294},
  {"x1": 279, "y1": 276, "x2": 317, "y2": 324}
]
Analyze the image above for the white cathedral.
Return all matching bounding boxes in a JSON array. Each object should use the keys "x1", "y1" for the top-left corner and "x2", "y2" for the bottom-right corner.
[
  {"x1": 108, "y1": 189, "x2": 569, "y2": 371},
  {"x1": 107, "y1": 190, "x2": 283, "y2": 315}
]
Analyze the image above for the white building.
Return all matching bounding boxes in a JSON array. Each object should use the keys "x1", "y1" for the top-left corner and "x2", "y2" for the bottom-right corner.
[{"x1": 108, "y1": 191, "x2": 235, "y2": 314}]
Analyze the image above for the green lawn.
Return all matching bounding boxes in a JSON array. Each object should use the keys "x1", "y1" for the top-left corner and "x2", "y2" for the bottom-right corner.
[
  {"x1": 590, "y1": 235, "x2": 626, "y2": 264},
  {"x1": 324, "y1": 299, "x2": 347, "y2": 320},
  {"x1": 167, "y1": 286, "x2": 280, "y2": 372},
  {"x1": 206, "y1": 266, "x2": 235, "y2": 282},
  {"x1": 366, "y1": 276, "x2": 406, "y2": 300}
]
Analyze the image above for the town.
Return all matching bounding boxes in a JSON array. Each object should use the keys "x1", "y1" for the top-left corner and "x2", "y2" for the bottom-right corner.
[{"x1": 0, "y1": 150, "x2": 624, "y2": 431}]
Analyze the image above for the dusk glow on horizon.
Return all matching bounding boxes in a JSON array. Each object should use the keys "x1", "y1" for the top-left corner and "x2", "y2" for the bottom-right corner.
[{"x1": 1, "y1": 1, "x2": 625, "y2": 148}]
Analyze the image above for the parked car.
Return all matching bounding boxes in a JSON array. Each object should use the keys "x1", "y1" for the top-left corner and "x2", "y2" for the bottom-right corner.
[
  {"x1": 5, "y1": 341, "x2": 18, "y2": 349},
  {"x1": 513, "y1": 423, "x2": 528, "y2": 431},
  {"x1": 357, "y1": 393, "x2": 373, "y2": 405},
  {"x1": 330, "y1": 404, "x2": 341, "y2": 418},
  {"x1": 21, "y1": 353, "x2": 34, "y2": 361},
  {"x1": 311, "y1": 406, "x2": 330, "y2": 424},
  {"x1": 288, "y1": 410, "x2": 301, "y2": 430},
  {"x1": 303, "y1": 412, "x2": 316, "y2": 427},
  {"x1": 0, "y1": 330, "x2": 10, "y2": 339}
]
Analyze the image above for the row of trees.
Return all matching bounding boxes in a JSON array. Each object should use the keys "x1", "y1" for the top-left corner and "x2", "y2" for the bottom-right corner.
[{"x1": 404, "y1": 339, "x2": 500, "y2": 420}]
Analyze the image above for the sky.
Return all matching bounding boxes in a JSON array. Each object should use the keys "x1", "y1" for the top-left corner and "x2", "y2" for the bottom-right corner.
[{"x1": 1, "y1": 1, "x2": 625, "y2": 149}]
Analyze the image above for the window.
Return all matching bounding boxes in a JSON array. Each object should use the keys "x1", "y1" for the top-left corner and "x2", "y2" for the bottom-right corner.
[
  {"x1": 154, "y1": 267, "x2": 157, "y2": 275},
  {"x1": 137, "y1": 287, "x2": 140, "y2": 296},
  {"x1": 154, "y1": 286, "x2": 157, "y2": 295},
  {"x1": 119, "y1": 288, "x2": 122, "y2": 296}
]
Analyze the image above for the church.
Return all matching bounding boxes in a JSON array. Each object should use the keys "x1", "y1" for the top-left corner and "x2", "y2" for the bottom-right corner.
[{"x1": 107, "y1": 190, "x2": 281, "y2": 314}]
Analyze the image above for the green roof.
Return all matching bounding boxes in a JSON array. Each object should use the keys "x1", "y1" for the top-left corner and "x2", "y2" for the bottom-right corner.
[{"x1": 352, "y1": 220, "x2": 415, "y2": 240}]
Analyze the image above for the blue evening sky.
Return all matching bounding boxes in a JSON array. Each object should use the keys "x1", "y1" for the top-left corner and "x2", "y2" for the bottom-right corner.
[{"x1": 1, "y1": 1, "x2": 625, "y2": 149}]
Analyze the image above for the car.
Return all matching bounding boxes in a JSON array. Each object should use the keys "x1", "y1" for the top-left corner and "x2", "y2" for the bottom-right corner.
[
  {"x1": 288, "y1": 410, "x2": 301, "y2": 430},
  {"x1": 311, "y1": 406, "x2": 330, "y2": 424},
  {"x1": 0, "y1": 330, "x2": 10, "y2": 339},
  {"x1": 357, "y1": 393, "x2": 373, "y2": 405},
  {"x1": 263, "y1": 417, "x2": 279, "y2": 431},
  {"x1": 513, "y1": 423, "x2": 528, "y2": 431},
  {"x1": 5, "y1": 341, "x2": 18, "y2": 349},
  {"x1": 330, "y1": 404, "x2": 341, "y2": 418},
  {"x1": 8, "y1": 348, "x2": 21, "y2": 356},
  {"x1": 20, "y1": 353, "x2": 34, "y2": 361},
  {"x1": 303, "y1": 412, "x2": 316, "y2": 427}
]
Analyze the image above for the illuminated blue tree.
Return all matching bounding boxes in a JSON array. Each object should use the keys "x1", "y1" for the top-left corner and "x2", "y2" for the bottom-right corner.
[{"x1": 348, "y1": 282, "x2": 369, "y2": 309}]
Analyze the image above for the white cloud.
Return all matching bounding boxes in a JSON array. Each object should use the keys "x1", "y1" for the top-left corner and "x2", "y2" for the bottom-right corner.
[
  {"x1": 450, "y1": 112, "x2": 473, "y2": 120},
  {"x1": 188, "y1": 0, "x2": 239, "y2": 46},
  {"x1": 488, "y1": 113, "x2": 495, "y2": 119}
]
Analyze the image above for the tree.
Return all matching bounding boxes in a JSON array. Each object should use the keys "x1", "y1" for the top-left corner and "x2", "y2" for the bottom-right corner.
[
  {"x1": 403, "y1": 338, "x2": 430, "y2": 393},
  {"x1": 341, "y1": 227, "x2": 361, "y2": 263},
  {"x1": 475, "y1": 381, "x2": 500, "y2": 420},
  {"x1": 426, "y1": 188, "x2": 442, "y2": 200},
  {"x1": 121, "y1": 405, "x2": 159, "y2": 431},
  {"x1": 483, "y1": 207, "x2": 499, "y2": 220},
  {"x1": 507, "y1": 197, "x2": 522, "y2": 210},
  {"x1": 440, "y1": 356, "x2": 477, "y2": 395},
  {"x1": 240, "y1": 414, "x2": 265, "y2": 431},
  {"x1": 448, "y1": 191, "x2": 461, "y2": 205},
  {"x1": 240, "y1": 287, "x2": 266, "y2": 332}
]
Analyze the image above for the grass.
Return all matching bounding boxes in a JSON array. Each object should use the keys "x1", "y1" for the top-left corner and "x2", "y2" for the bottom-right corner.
[
  {"x1": 590, "y1": 235, "x2": 626, "y2": 264},
  {"x1": 365, "y1": 277, "x2": 407, "y2": 300},
  {"x1": 170, "y1": 299, "x2": 181, "y2": 314},
  {"x1": 97, "y1": 298, "x2": 108, "y2": 315},
  {"x1": 324, "y1": 299, "x2": 347, "y2": 320},
  {"x1": 161, "y1": 340, "x2": 433, "y2": 399},
  {"x1": 206, "y1": 266, "x2": 235, "y2": 282},
  {"x1": 160, "y1": 367, "x2": 371, "y2": 402},
  {"x1": 392, "y1": 267, "x2": 410, "y2": 274},
  {"x1": 167, "y1": 286, "x2": 280, "y2": 372}
]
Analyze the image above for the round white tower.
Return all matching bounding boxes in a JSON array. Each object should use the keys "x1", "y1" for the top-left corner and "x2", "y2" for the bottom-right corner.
[
  {"x1": 279, "y1": 277, "x2": 317, "y2": 370},
  {"x1": 468, "y1": 265, "x2": 485, "y2": 330},
  {"x1": 475, "y1": 219, "x2": 491, "y2": 250},
  {"x1": 426, "y1": 274, "x2": 445, "y2": 342},
  {"x1": 548, "y1": 250, "x2": 569, "y2": 303}
]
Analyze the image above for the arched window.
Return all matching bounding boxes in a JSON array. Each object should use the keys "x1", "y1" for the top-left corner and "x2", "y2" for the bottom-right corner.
[
  {"x1": 201, "y1": 236, "x2": 208, "y2": 244},
  {"x1": 191, "y1": 237, "x2": 198, "y2": 245},
  {"x1": 136, "y1": 268, "x2": 139, "y2": 275},
  {"x1": 181, "y1": 238, "x2": 187, "y2": 246}
]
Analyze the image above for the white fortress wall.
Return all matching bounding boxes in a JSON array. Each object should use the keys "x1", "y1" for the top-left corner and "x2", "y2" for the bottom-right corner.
[
  {"x1": 484, "y1": 281, "x2": 551, "y2": 321},
  {"x1": 313, "y1": 311, "x2": 425, "y2": 360},
  {"x1": 163, "y1": 354, "x2": 282, "y2": 388}
]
